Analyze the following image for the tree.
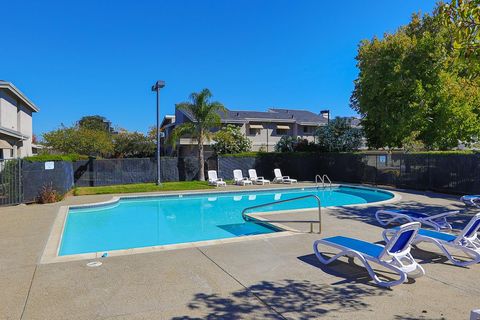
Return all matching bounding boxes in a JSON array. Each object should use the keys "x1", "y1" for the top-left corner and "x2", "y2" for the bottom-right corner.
[
  {"x1": 112, "y1": 131, "x2": 155, "y2": 158},
  {"x1": 78, "y1": 115, "x2": 113, "y2": 133},
  {"x1": 274, "y1": 136, "x2": 296, "y2": 152},
  {"x1": 212, "y1": 125, "x2": 252, "y2": 154},
  {"x1": 316, "y1": 117, "x2": 363, "y2": 152},
  {"x1": 351, "y1": 9, "x2": 480, "y2": 150},
  {"x1": 169, "y1": 89, "x2": 226, "y2": 181},
  {"x1": 42, "y1": 126, "x2": 114, "y2": 157},
  {"x1": 439, "y1": 0, "x2": 480, "y2": 57},
  {"x1": 274, "y1": 136, "x2": 319, "y2": 152}
]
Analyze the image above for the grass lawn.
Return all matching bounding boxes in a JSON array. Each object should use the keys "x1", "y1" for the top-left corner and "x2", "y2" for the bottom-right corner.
[{"x1": 73, "y1": 181, "x2": 214, "y2": 196}]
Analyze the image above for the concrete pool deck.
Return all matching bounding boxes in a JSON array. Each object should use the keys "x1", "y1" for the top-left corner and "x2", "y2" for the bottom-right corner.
[{"x1": 0, "y1": 183, "x2": 478, "y2": 319}]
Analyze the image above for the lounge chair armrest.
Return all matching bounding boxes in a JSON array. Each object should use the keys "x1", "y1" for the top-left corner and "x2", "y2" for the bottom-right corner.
[
  {"x1": 425, "y1": 210, "x2": 459, "y2": 221},
  {"x1": 382, "y1": 228, "x2": 396, "y2": 242},
  {"x1": 283, "y1": 176, "x2": 290, "y2": 179},
  {"x1": 257, "y1": 176, "x2": 265, "y2": 180}
]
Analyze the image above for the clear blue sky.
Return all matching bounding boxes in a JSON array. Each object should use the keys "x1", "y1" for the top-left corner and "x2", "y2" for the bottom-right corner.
[{"x1": 1, "y1": 0, "x2": 437, "y2": 137}]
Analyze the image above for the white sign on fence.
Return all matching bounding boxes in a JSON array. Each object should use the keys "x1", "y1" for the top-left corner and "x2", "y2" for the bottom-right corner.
[{"x1": 44, "y1": 161, "x2": 55, "y2": 170}]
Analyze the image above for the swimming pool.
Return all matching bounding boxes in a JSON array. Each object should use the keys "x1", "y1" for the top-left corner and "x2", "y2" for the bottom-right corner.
[{"x1": 59, "y1": 186, "x2": 394, "y2": 256}]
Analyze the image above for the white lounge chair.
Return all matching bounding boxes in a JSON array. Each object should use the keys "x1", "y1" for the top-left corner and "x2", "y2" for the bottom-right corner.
[
  {"x1": 461, "y1": 195, "x2": 480, "y2": 208},
  {"x1": 384, "y1": 213, "x2": 480, "y2": 267},
  {"x1": 207, "y1": 170, "x2": 226, "y2": 187},
  {"x1": 376, "y1": 209, "x2": 459, "y2": 231},
  {"x1": 314, "y1": 222, "x2": 424, "y2": 287},
  {"x1": 248, "y1": 169, "x2": 270, "y2": 185},
  {"x1": 233, "y1": 169, "x2": 253, "y2": 186},
  {"x1": 273, "y1": 168, "x2": 297, "y2": 184}
]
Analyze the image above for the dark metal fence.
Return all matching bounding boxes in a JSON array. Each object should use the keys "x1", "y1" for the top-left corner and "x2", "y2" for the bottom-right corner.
[
  {"x1": 22, "y1": 161, "x2": 74, "y2": 203},
  {"x1": 218, "y1": 153, "x2": 480, "y2": 194},
  {"x1": 72, "y1": 157, "x2": 201, "y2": 187},
  {"x1": 2, "y1": 153, "x2": 477, "y2": 206},
  {"x1": 0, "y1": 159, "x2": 23, "y2": 206}
]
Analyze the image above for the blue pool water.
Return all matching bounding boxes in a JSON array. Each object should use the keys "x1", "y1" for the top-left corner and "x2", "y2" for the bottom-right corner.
[{"x1": 60, "y1": 186, "x2": 393, "y2": 255}]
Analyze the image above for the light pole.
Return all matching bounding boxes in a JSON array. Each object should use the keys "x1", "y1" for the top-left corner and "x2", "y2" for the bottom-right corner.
[{"x1": 152, "y1": 80, "x2": 165, "y2": 186}]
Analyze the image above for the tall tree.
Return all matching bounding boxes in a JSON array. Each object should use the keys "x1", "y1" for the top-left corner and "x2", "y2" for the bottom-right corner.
[
  {"x1": 42, "y1": 126, "x2": 114, "y2": 157},
  {"x1": 78, "y1": 115, "x2": 113, "y2": 133},
  {"x1": 112, "y1": 130, "x2": 155, "y2": 158},
  {"x1": 169, "y1": 89, "x2": 226, "y2": 180},
  {"x1": 439, "y1": 0, "x2": 480, "y2": 57},
  {"x1": 351, "y1": 9, "x2": 480, "y2": 150}
]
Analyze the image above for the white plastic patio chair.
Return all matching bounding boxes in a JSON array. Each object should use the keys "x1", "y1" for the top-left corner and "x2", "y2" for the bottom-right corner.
[
  {"x1": 384, "y1": 213, "x2": 480, "y2": 267},
  {"x1": 273, "y1": 168, "x2": 297, "y2": 184},
  {"x1": 248, "y1": 169, "x2": 270, "y2": 185},
  {"x1": 375, "y1": 209, "x2": 459, "y2": 231},
  {"x1": 233, "y1": 169, "x2": 253, "y2": 186},
  {"x1": 207, "y1": 170, "x2": 226, "y2": 187},
  {"x1": 313, "y1": 222, "x2": 424, "y2": 287}
]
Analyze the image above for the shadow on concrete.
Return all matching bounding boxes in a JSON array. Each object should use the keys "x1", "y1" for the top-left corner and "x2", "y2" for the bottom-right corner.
[
  {"x1": 393, "y1": 314, "x2": 446, "y2": 320},
  {"x1": 172, "y1": 277, "x2": 388, "y2": 319},
  {"x1": 298, "y1": 253, "x2": 416, "y2": 288},
  {"x1": 328, "y1": 200, "x2": 470, "y2": 230}
]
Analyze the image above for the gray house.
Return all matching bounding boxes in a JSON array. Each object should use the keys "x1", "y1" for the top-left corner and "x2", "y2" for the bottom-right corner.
[
  {"x1": 0, "y1": 81, "x2": 39, "y2": 159},
  {"x1": 163, "y1": 107, "x2": 330, "y2": 156}
]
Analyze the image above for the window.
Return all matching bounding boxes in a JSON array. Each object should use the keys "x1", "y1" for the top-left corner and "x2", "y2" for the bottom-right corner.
[
  {"x1": 275, "y1": 125, "x2": 290, "y2": 135},
  {"x1": 249, "y1": 128, "x2": 261, "y2": 135},
  {"x1": 248, "y1": 124, "x2": 263, "y2": 136},
  {"x1": 303, "y1": 126, "x2": 314, "y2": 134}
]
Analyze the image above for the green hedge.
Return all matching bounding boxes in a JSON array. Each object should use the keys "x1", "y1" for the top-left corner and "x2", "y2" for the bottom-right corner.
[{"x1": 24, "y1": 153, "x2": 89, "y2": 162}]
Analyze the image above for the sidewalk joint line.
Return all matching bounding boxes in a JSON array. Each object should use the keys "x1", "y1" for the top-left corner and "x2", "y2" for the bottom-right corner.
[{"x1": 196, "y1": 247, "x2": 287, "y2": 320}]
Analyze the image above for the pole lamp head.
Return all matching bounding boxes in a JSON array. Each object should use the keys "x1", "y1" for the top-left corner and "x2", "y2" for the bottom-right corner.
[{"x1": 152, "y1": 80, "x2": 166, "y2": 91}]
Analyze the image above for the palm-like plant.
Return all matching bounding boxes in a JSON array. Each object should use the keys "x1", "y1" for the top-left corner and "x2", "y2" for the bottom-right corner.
[{"x1": 170, "y1": 89, "x2": 226, "y2": 181}]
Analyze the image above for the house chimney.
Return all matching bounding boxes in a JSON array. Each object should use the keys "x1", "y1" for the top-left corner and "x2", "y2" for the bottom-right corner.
[{"x1": 320, "y1": 110, "x2": 330, "y2": 122}]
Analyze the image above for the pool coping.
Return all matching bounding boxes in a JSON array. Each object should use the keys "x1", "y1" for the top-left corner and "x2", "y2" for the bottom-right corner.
[{"x1": 40, "y1": 184, "x2": 401, "y2": 264}]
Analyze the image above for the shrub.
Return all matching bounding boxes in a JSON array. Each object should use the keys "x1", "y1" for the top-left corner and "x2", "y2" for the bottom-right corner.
[
  {"x1": 212, "y1": 125, "x2": 252, "y2": 154},
  {"x1": 274, "y1": 136, "x2": 319, "y2": 152},
  {"x1": 37, "y1": 183, "x2": 63, "y2": 204},
  {"x1": 274, "y1": 136, "x2": 296, "y2": 152}
]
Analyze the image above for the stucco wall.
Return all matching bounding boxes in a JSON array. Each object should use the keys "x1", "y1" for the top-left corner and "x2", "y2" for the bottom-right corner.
[
  {"x1": 0, "y1": 90, "x2": 34, "y2": 158},
  {"x1": 0, "y1": 91, "x2": 18, "y2": 131}
]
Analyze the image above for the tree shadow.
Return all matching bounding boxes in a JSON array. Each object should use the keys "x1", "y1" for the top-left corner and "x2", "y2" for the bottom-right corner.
[
  {"x1": 172, "y1": 277, "x2": 389, "y2": 319},
  {"x1": 327, "y1": 199, "x2": 470, "y2": 230},
  {"x1": 298, "y1": 253, "x2": 416, "y2": 287}
]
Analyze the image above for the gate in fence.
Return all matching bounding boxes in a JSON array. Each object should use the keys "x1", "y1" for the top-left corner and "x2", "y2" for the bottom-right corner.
[{"x1": 0, "y1": 159, "x2": 23, "y2": 206}]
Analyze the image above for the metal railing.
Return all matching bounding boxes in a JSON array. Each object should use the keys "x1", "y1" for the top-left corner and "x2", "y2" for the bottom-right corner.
[
  {"x1": 315, "y1": 174, "x2": 323, "y2": 187},
  {"x1": 241, "y1": 194, "x2": 322, "y2": 234},
  {"x1": 322, "y1": 174, "x2": 332, "y2": 188},
  {"x1": 315, "y1": 174, "x2": 332, "y2": 188}
]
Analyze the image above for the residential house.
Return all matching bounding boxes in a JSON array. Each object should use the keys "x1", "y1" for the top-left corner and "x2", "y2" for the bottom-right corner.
[
  {"x1": 163, "y1": 107, "x2": 330, "y2": 156},
  {"x1": 0, "y1": 81, "x2": 39, "y2": 159}
]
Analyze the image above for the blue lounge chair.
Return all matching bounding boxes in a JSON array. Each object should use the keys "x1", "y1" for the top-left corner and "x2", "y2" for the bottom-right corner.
[
  {"x1": 376, "y1": 209, "x2": 459, "y2": 231},
  {"x1": 461, "y1": 195, "x2": 480, "y2": 208},
  {"x1": 313, "y1": 222, "x2": 424, "y2": 287},
  {"x1": 384, "y1": 213, "x2": 480, "y2": 267}
]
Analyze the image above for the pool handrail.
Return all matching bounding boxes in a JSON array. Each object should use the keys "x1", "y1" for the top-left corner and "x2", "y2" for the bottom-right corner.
[
  {"x1": 241, "y1": 194, "x2": 322, "y2": 234},
  {"x1": 315, "y1": 175, "x2": 323, "y2": 187},
  {"x1": 322, "y1": 174, "x2": 332, "y2": 188},
  {"x1": 315, "y1": 174, "x2": 332, "y2": 188}
]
